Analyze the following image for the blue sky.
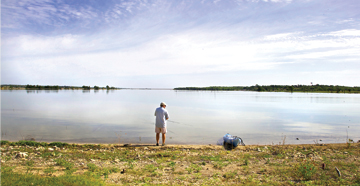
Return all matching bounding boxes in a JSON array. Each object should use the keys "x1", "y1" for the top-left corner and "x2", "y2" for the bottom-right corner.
[{"x1": 2, "y1": 0, "x2": 360, "y2": 88}]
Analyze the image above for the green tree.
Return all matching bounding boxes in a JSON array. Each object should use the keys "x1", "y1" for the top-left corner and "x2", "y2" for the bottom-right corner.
[
  {"x1": 289, "y1": 86, "x2": 294, "y2": 93},
  {"x1": 256, "y1": 84, "x2": 263, "y2": 92}
]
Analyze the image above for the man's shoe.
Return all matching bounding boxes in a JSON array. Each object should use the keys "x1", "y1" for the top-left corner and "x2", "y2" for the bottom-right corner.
[
  {"x1": 162, "y1": 143, "x2": 165, "y2": 146},
  {"x1": 156, "y1": 143, "x2": 159, "y2": 146}
]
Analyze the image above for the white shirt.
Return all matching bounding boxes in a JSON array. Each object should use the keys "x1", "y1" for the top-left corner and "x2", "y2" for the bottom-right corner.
[{"x1": 154, "y1": 107, "x2": 169, "y2": 128}]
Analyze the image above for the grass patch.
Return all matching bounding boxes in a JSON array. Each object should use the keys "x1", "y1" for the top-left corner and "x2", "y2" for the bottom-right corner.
[
  {"x1": 1, "y1": 165, "x2": 105, "y2": 186},
  {"x1": 185, "y1": 163, "x2": 203, "y2": 173},
  {"x1": 1, "y1": 142, "x2": 359, "y2": 185}
]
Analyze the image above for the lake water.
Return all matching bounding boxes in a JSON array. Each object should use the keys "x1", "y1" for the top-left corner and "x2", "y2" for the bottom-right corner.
[{"x1": 1, "y1": 89, "x2": 360, "y2": 145}]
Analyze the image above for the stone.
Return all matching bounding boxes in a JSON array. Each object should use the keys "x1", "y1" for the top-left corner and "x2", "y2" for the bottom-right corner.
[
  {"x1": 36, "y1": 147, "x2": 44, "y2": 151},
  {"x1": 15, "y1": 152, "x2": 28, "y2": 158},
  {"x1": 48, "y1": 148, "x2": 54, "y2": 151}
]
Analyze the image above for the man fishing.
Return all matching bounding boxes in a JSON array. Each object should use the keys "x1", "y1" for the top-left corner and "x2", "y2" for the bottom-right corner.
[{"x1": 154, "y1": 102, "x2": 169, "y2": 146}]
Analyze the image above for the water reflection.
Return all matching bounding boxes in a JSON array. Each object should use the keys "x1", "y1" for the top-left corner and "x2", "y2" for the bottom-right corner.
[
  {"x1": 1, "y1": 90, "x2": 360, "y2": 145},
  {"x1": 26, "y1": 90, "x2": 59, "y2": 93}
]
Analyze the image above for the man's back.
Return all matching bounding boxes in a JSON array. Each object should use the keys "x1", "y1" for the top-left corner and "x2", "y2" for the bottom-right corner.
[{"x1": 155, "y1": 107, "x2": 169, "y2": 128}]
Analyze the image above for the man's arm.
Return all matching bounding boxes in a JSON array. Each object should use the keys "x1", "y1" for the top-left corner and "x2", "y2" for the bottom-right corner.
[{"x1": 165, "y1": 112, "x2": 169, "y2": 120}]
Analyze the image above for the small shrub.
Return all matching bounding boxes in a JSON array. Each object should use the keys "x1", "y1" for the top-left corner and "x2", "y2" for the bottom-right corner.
[
  {"x1": 169, "y1": 161, "x2": 176, "y2": 167},
  {"x1": 16, "y1": 140, "x2": 40, "y2": 147},
  {"x1": 1, "y1": 140, "x2": 10, "y2": 145},
  {"x1": 49, "y1": 142, "x2": 68, "y2": 148},
  {"x1": 295, "y1": 160, "x2": 317, "y2": 180}
]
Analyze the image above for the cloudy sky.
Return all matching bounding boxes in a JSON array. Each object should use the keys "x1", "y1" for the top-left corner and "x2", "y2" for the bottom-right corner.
[{"x1": 2, "y1": 0, "x2": 360, "y2": 88}]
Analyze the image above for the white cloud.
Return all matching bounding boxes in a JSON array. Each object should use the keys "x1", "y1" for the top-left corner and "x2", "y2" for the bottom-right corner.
[
  {"x1": 336, "y1": 18, "x2": 354, "y2": 24},
  {"x1": 2, "y1": 0, "x2": 360, "y2": 86},
  {"x1": 325, "y1": 29, "x2": 360, "y2": 37},
  {"x1": 1, "y1": 0, "x2": 98, "y2": 29},
  {"x1": 263, "y1": 32, "x2": 303, "y2": 41},
  {"x1": 261, "y1": 29, "x2": 360, "y2": 61},
  {"x1": 3, "y1": 27, "x2": 360, "y2": 81}
]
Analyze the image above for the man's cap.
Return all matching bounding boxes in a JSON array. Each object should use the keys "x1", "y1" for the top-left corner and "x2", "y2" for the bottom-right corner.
[{"x1": 160, "y1": 102, "x2": 167, "y2": 106}]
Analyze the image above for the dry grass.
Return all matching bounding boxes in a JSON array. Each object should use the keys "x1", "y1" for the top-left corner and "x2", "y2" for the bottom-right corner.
[{"x1": 1, "y1": 142, "x2": 360, "y2": 185}]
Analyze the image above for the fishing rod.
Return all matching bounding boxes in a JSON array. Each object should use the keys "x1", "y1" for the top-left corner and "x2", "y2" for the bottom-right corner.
[{"x1": 167, "y1": 120, "x2": 192, "y2": 126}]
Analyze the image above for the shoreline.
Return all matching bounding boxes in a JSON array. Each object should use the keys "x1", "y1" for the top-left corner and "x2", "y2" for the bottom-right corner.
[
  {"x1": 1, "y1": 87, "x2": 359, "y2": 185},
  {"x1": 3, "y1": 138, "x2": 354, "y2": 146},
  {"x1": 1, "y1": 140, "x2": 360, "y2": 185},
  {"x1": 2, "y1": 86, "x2": 359, "y2": 94},
  {"x1": 0, "y1": 139, "x2": 351, "y2": 146}
]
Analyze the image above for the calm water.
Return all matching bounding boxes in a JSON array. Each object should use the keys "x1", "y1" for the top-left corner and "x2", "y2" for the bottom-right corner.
[{"x1": 1, "y1": 89, "x2": 360, "y2": 145}]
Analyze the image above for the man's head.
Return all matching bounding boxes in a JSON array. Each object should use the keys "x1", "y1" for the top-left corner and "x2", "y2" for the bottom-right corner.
[{"x1": 160, "y1": 102, "x2": 167, "y2": 108}]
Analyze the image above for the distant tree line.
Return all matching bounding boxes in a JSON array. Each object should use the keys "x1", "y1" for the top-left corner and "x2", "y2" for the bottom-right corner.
[
  {"x1": 174, "y1": 84, "x2": 360, "y2": 93},
  {"x1": 26, "y1": 85, "x2": 60, "y2": 90},
  {"x1": 23, "y1": 84, "x2": 119, "y2": 90}
]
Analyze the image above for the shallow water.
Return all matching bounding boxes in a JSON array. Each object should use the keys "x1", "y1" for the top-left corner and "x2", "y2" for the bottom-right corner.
[{"x1": 1, "y1": 89, "x2": 360, "y2": 145}]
